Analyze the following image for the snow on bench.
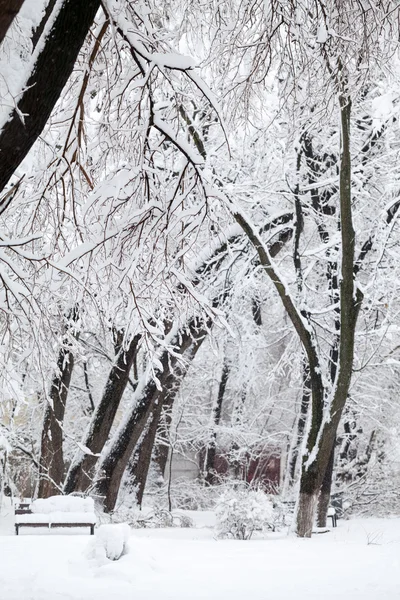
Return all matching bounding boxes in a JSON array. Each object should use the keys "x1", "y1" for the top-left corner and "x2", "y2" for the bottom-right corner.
[{"x1": 14, "y1": 496, "x2": 96, "y2": 535}]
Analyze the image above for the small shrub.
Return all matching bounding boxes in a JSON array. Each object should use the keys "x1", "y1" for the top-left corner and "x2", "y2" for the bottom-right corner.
[
  {"x1": 110, "y1": 505, "x2": 194, "y2": 529},
  {"x1": 215, "y1": 489, "x2": 275, "y2": 540},
  {"x1": 168, "y1": 479, "x2": 217, "y2": 510}
]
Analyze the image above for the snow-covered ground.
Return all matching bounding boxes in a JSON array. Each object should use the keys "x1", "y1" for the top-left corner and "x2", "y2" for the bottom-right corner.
[{"x1": 1, "y1": 500, "x2": 399, "y2": 599}]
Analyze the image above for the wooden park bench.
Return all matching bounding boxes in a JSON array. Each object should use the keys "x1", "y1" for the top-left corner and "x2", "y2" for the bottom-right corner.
[{"x1": 14, "y1": 496, "x2": 96, "y2": 535}]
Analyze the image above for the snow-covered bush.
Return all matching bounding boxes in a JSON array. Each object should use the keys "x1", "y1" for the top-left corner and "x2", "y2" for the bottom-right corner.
[{"x1": 215, "y1": 489, "x2": 275, "y2": 540}]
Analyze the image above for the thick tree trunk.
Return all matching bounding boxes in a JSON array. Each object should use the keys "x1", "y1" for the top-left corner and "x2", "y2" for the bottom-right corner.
[
  {"x1": 295, "y1": 96, "x2": 361, "y2": 537},
  {"x1": 0, "y1": 0, "x2": 24, "y2": 46},
  {"x1": 63, "y1": 333, "x2": 141, "y2": 494},
  {"x1": 127, "y1": 390, "x2": 175, "y2": 507},
  {"x1": 94, "y1": 319, "x2": 208, "y2": 512},
  {"x1": 0, "y1": 0, "x2": 100, "y2": 201},
  {"x1": 296, "y1": 491, "x2": 318, "y2": 538},
  {"x1": 38, "y1": 307, "x2": 79, "y2": 498},
  {"x1": 204, "y1": 360, "x2": 229, "y2": 485},
  {"x1": 126, "y1": 415, "x2": 158, "y2": 508}
]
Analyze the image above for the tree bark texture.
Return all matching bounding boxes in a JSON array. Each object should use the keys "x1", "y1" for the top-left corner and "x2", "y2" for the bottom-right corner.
[
  {"x1": 0, "y1": 0, "x2": 25, "y2": 46},
  {"x1": 0, "y1": 0, "x2": 100, "y2": 201},
  {"x1": 38, "y1": 306, "x2": 79, "y2": 498},
  {"x1": 63, "y1": 333, "x2": 141, "y2": 494}
]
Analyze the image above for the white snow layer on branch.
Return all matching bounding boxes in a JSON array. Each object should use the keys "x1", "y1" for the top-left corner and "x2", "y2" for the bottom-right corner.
[
  {"x1": 0, "y1": 0, "x2": 63, "y2": 135},
  {"x1": 102, "y1": 0, "x2": 196, "y2": 70},
  {"x1": 153, "y1": 113, "x2": 205, "y2": 165}
]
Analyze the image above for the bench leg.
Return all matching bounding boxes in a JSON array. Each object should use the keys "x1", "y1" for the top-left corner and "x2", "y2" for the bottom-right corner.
[
  {"x1": 90, "y1": 525, "x2": 94, "y2": 535},
  {"x1": 15, "y1": 525, "x2": 19, "y2": 535}
]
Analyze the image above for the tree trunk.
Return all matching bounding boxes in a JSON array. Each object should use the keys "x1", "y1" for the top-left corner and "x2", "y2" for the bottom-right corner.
[
  {"x1": 94, "y1": 319, "x2": 208, "y2": 512},
  {"x1": 0, "y1": 0, "x2": 100, "y2": 201},
  {"x1": 38, "y1": 306, "x2": 79, "y2": 498},
  {"x1": 0, "y1": 0, "x2": 25, "y2": 46},
  {"x1": 127, "y1": 391, "x2": 174, "y2": 507},
  {"x1": 63, "y1": 333, "x2": 141, "y2": 494},
  {"x1": 288, "y1": 362, "x2": 310, "y2": 483},
  {"x1": 128, "y1": 330, "x2": 207, "y2": 506},
  {"x1": 316, "y1": 445, "x2": 335, "y2": 527},
  {"x1": 295, "y1": 96, "x2": 361, "y2": 537},
  {"x1": 296, "y1": 490, "x2": 319, "y2": 539},
  {"x1": 204, "y1": 360, "x2": 229, "y2": 485}
]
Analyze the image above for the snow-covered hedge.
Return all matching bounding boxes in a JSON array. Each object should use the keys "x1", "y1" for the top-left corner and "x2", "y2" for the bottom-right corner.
[{"x1": 215, "y1": 489, "x2": 275, "y2": 540}]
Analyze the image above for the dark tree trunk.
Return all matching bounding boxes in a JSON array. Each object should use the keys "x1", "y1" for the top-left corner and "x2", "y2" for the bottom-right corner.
[
  {"x1": 0, "y1": 0, "x2": 25, "y2": 46},
  {"x1": 38, "y1": 306, "x2": 79, "y2": 498},
  {"x1": 126, "y1": 416, "x2": 158, "y2": 508},
  {"x1": 128, "y1": 330, "x2": 206, "y2": 506},
  {"x1": 295, "y1": 97, "x2": 361, "y2": 537},
  {"x1": 289, "y1": 362, "x2": 310, "y2": 483},
  {"x1": 63, "y1": 333, "x2": 141, "y2": 494},
  {"x1": 204, "y1": 360, "x2": 229, "y2": 485},
  {"x1": 94, "y1": 319, "x2": 208, "y2": 512},
  {"x1": 0, "y1": 0, "x2": 100, "y2": 202},
  {"x1": 251, "y1": 298, "x2": 262, "y2": 326},
  {"x1": 316, "y1": 446, "x2": 335, "y2": 527},
  {"x1": 128, "y1": 394, "x2": 173, "y2": 507}
]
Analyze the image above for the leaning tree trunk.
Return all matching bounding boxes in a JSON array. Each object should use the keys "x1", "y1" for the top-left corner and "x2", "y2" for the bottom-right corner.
[
  {"x1": 0, "y1": 0, "x2": 100, "y2": 202},
  {"x1": 127, "y1": 380, "x2": 180, "y2": 507},
  {"x1": 0, "y1": 0, "x2": 25, "y2": 46},
  {"x1": 127, "y1": 332, "x2": 205, "y2": 506},
  {"x1": 38, "y1": 307, "x2": 79, "y2": 498},
  {"x1": 94, "y1": 319, "x2": 208, "y2": 512},
  {"x1": 63, "y1": 332, "x2": 141, "y2": 494}
]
